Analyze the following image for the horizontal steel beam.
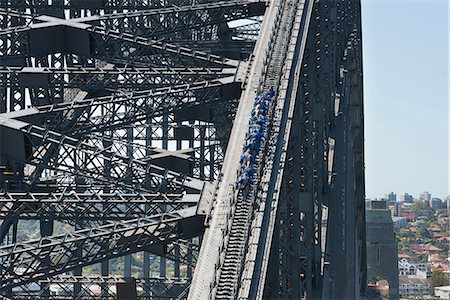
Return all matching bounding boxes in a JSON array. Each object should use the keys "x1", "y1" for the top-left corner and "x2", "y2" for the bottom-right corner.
[
  {"x1": 17, "y1": 78, "x2": 236, "y2": 114},
  {"x1": 0, "y1": 192, "x2": 200, "y2": 221},
  {"x1": 11, "y1": 276, "x2": 190, "y2": 299},
  {"x1": 0, "y1": 0, "x2": 265, "y2": 18},
  {"x1": 0, "y1": 12, "x2": 244, "y2": 67},
  {"x1": 0, "y1": 206, "x2": 204, "y2": 290},
  {"x1": 0, "y1": 66, "x2": 237, "y2": 76}
]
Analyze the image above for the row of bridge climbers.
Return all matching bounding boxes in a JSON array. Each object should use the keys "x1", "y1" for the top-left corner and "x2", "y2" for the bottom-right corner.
[
  {"x1": 235, "y1": 88, "x2": 276, "y2": 190},
  {"x1": 211, "y1": 0, "x2": 301, "y2": 297},
  {"x1": 213, "y1": 87, "x2": 278, "y2": 299}
]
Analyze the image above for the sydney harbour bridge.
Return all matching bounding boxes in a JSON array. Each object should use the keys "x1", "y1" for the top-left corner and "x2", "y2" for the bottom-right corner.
[{"x1": 0, "y1": 0, "x2": 365, "y2": 299}]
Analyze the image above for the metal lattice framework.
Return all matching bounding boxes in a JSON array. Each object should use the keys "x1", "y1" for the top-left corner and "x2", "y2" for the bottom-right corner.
[
  {"x1": 0, "y1": 0, "x2": 365, "y2": 299},
  {"x1": 11, "y1": 276, "x2": 191, "y2": 299}
]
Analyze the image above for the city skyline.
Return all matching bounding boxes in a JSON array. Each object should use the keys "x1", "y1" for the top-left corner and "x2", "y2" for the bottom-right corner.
[{"x1": 368, "y1": 190, "x2": 448, "y2": 201}]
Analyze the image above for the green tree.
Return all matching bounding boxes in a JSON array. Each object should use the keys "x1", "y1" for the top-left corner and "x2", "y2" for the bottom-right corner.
[
  {"x1": 399, "y1": 228, "x2": 408, "y2": 236},
  {"x1": 430, "y1": 270, "x2": 449, "y2": 288},
  {"x1": 414, "y1": 199, "x2": 425, "y2": 210},
  {"x1": 400, "y1": 245, "x2": 411, "y2": 252},
  {"x1": 417, "y1": 227, "x2": 431, "y2": 239}
]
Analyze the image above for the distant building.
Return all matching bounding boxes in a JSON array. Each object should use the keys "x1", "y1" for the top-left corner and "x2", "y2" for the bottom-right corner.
[
  {"x1": 400, "y1": 193, "x2": 414, "y2": 203},
  {"x1": 385, "y1": 192, "x2": 397, "y2": 203},
  {"x1": 432, "y1": 262, "x2": 450, "y2": 272},
  {"x1": 398, "y1": 258, "x2": 427, "y2": 278},
  {"x1": 401, "y1": 210, "x2": 415, "y2": 221},
  {"x1": 399, "y1": 277, "x2": 432, "y2": 297},
  {"x1": 420, "y1": 192, "x2": 432, "y2": 202},
  {"x1": 429, "y1": 198, "x2": 443, "y2": 210},
  {"x1": 366, "y1": 199, "x2": 388, "y2": 210},
  {"x1": 392, "y1": 217, "x2": 408, "y2": 231},
  {"x1": 398, "y1": 259, "x2": 419, "y2": 276},
  {"x1": 389, "y1": 202, "x2": 402, "y2": 217},
  {"x1": 402, "y1": 209, "x2": 431, "y2": 221},
  {"x1": 428, "y1": 253, "x2": 442, "y2": 263},
  {"x1": 435, "y1": 286, "x2": 450, "y2": 299}
]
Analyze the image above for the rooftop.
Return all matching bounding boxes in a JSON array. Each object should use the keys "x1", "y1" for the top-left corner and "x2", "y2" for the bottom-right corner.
[{"x1": 434, "y1": 286, "x2": 450, "y2": 292}]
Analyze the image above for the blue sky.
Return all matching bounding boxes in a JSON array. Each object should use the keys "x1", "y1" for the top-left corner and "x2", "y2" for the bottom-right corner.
[{"x1": 361, "y1": 0, "x2": 448, "y2": 199}]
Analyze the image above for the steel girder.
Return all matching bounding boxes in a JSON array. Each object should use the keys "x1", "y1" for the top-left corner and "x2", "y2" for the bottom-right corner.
[
  {"x1": 0, "y1": 1, "x2": 259, "y2": 112},
  {"x1": 0, "y1": 0, "x2": 264, "y2": 17},
  {"x1": 0, "y1": 192, "x2": 200, "y2": 221},
  {"x1": 0, "y1": 0, "x2": 258, "y2": 296},
  {"x1": 10, "y1": 276, "x2": 191, "y2": 299},
  {"x1": 0, "y1": 0, "x2": 366, "y2": 298},
  {"x1": 263, "y1": 1, "x2": 365, "y2": 299},
  {"x1": 0, "y1": 18, "x2": 242, "y2": 68},
  {"x1": 0, "y1": 206, "x2": 203, "y2": 290},
  {"x1": 0, "y1": 66, "x2": 239, "y2": 92},
  {"x1": 197, "y1": 0, "x2": 364, "y2": 298},
  {"x1": 324, "y1": 27, "x2": 366, "y2": 300},
  {"x1": 190, "y1": 0, "x2": 364, "y2": 298}
]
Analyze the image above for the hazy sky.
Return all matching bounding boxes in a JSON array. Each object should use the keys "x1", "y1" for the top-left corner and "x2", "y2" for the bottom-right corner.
[{"x1": 361, "y1": 0, "x2": 448, "y2": 199}]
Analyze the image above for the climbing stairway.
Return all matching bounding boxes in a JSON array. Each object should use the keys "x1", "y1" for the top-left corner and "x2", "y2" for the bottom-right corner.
[
  {"x1": 215, "y1": 189, "x2": 255, "y2": 299},
  {"x1": 212, "y1": 1, "x2": 299, "y2": 298}
]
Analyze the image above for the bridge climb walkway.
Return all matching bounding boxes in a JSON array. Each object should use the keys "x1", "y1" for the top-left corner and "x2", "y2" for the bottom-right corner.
[
  {"x1": 187, "y1": 0, "x2": 284, "y2": 298},
  {"x1": 238, "y1": 1, "x2": 313, "y2": 298},
  {"x1": 212, "y1": 0, "x2": 298, "y2": 298},
  {"x1": 188, "y1": 0, "x2": 313, "y2": 298}
]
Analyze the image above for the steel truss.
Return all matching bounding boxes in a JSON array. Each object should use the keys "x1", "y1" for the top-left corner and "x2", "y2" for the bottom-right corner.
[
  {"x1": 0, "y1": 0, "x2": 365, "y2": 299},
  {"x1": 0, "y1": 192, "x2": 200, "y2": 221},
  {"x1": 0, "y1": 206, "x2": 202, "y2": 289},
  {"x1": 189, "y1": 0, "x2": 365, "y2": 299},
  {"x1": 260, "y1": 1, "x2": 365, "y2": 299},
  {"x1": 0, "y1": 0, "x2": 262, "y2": 297},
  {"x1": 11, "y1": 276, "x2": 191, "y2": 299}
]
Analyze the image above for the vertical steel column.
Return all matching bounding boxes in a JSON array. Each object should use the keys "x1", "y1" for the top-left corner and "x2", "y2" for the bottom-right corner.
[
  {"x1": 102, "y1": 104, "x2": 112, "y2": 296},
  {"x1": 3, "y1": 220, "x2": 18, "y2": 297},
  {"x1": 7, "y1": 8, "x2": 25, "y2": 112},
  {"x1": 144, "y1": 113, "x2": 152, "y2": 278},
  {"x1": 0, "y1": 0, "x2": 7, "y2": 113},
  {"x1": 73, "y1": 142, "x2": 85, "y2": 295},
  {"x1": 39, "y1": 219, "x2": 54, "y2": 298},
  {"x1": 208, "y1": 125, "x2": 217, "y2": 181},
  {"x1": 124, "y1": 116, "x2": 135, "y2": 278},
  {"x1": 187, "y1": 240, "x2": 193, "y2": 279},
  {"x1": 74, "y1": 221, "x2": 83, "y2": 295},
  {"x1": 159, "y1": 110, "x2": 169, "y2": 278},
  {"x1": 199, "y1": 125, "x2": 206, "y2": 179},
  {"x1": 174, "y1": 119, "x2": 183, "y2": 278}
]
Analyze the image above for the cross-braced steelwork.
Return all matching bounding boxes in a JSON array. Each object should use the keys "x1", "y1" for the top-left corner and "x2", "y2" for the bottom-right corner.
[{"x1": 0, "y1": 0, "x2": 365, "y2": 299}]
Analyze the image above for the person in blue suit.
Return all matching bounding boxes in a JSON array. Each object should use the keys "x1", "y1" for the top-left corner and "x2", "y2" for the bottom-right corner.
[
  {"x1": 246, "y1": 128, "x2": 264, "y2": 142},
  {"x1": 243, "y1": 165, "x2": 255, "y2": 178},
  {"x1": 240, "y1": 149, "x2": 256, "y2": 167},
  {"x1": 257, "y1": 114, "x2": 267, "y2": 126},
  {"x1": 235, "y1": 173, "x2": 255, "y2": 189},
  {"x1": 245, "y1": 137, "x2": 260, "y2": 153}
]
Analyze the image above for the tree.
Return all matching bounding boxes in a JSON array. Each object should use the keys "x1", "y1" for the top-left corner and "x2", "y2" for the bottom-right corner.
[
  {"x1": 417, "y1": 227, "x2": 431, "y2": 239},
  {"x1": 399, "y1": 228, "x2": 408, "y2": 236},
  {"x1": 414, "y1": 199, "x2": 425, "y2": 210},
  {"x1": 430, "y1": 270, "x2": 449, "y2": 288},
  {"x1": 400, "y1": 246, "x2": 411, "y2": 252}
]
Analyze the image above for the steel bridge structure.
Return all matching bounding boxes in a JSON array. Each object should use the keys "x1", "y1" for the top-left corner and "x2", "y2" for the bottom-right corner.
[{"x1": 0, "y1": 0, "x2": 365, "y2": 299}]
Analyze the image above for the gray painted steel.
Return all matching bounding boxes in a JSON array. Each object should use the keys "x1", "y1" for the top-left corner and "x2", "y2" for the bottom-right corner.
[
  {"x1": 366, "y1": 201, "x2": 399, "y2": 299},
  {"x1": 0, "y1": 0, "x2": 365, "y2": 299}
]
